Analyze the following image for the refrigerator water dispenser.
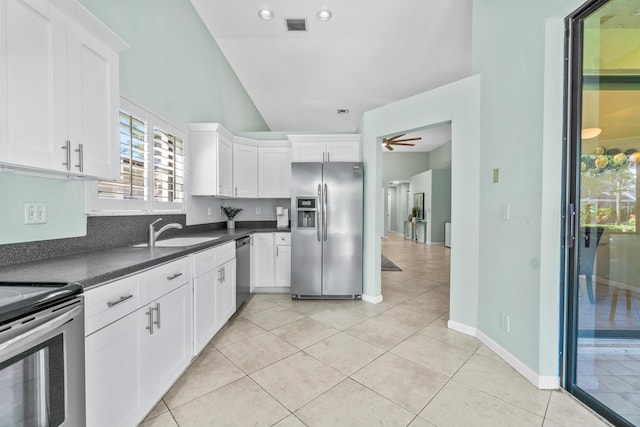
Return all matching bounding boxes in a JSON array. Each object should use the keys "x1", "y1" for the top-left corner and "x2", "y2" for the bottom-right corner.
[{"x1": 296, "y1": 197, "x2": 317, "y2": 229}]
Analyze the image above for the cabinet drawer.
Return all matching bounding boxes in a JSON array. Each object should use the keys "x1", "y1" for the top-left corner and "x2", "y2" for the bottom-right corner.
[
  {"x1": 145, "y1": 257, "x2": 191, "y2": 301},
  {"x1": 85, "y1": 275, "x2": 140, "y2": 336},
  {"x1": 216, "y1": 241, "x2": 236, "y2": 265},
  {"x1": 193, "y1": 242, "x2": 235, "y2": 277},
  {"x1": 275, "y1": 233, "x2": 291, "y2": 245}
]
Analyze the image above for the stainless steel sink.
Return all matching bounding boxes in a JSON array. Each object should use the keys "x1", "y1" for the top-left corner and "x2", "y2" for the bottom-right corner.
[{"x1": 133, "y1": 236, "x2": 220, "y2": 248}]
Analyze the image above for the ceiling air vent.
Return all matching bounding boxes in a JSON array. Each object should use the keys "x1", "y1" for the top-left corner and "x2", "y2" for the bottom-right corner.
[{"x1": 286, "y1": 18, "x2": 307, "y2": 32}]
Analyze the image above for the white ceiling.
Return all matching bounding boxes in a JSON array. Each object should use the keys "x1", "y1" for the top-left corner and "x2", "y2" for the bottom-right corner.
[{"x1": 191, "y1": 0, "x2": 473, "y2": 134}]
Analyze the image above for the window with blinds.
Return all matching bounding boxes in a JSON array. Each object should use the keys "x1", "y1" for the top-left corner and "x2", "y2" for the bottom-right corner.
[
  {"x1": 98, "y1": 110, "x2": 147, "y2": 200},
  {"x1": 90, "y1": 97, "x2": 186, "y2": 213},
  {"x1": 153, "y1": 127, "x2": 184, "y2": 203}
]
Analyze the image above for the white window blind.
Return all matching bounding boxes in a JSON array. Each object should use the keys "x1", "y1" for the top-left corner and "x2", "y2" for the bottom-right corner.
[
  {"x1": 89, "y1": 97, "x2": 186, "y2": 214},
  {"x1": 98, "y1": 110, "x2": 147, "y2": 200},
  {"x1": 153, "y1": 127, "x2": 184, "y2": 203}
]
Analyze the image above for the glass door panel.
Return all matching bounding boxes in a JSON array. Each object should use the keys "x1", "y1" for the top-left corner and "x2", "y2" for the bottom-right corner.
[{"x1": 568, "y1": 0, "x2": 640, "y2": 425}]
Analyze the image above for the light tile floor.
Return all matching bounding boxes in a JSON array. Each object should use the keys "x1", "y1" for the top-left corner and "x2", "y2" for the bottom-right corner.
[{"x1": 140, "y1": 233, "x2": 612, "y2": 426}]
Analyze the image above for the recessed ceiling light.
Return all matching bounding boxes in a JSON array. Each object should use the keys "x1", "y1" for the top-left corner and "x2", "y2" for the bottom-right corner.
[
  {"x1": 258, "y1": 9, "x2": 273, "y2": 20},
  {"x1": 316, "y1": 9, "x2": 332, "y2": 21}
]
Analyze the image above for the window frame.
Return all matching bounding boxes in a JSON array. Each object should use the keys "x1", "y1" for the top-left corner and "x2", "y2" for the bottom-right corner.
[{"x1": 86, "y1": 97, "x2": 187, "y2": 215}]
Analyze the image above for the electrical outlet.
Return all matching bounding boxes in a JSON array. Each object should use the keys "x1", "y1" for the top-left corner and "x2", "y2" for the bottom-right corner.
[
  {"x1": 24, "y1": 202, "x2": 47, "y2": 224},
  {"x1": 256, "y1": 207, "x2": 261, "y2": 215},
  {"x1": 500, "y1": 313, "x2": 510, "y2": 332}
]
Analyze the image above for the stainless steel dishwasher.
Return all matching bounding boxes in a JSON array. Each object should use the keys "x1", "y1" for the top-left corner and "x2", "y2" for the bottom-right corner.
[{"x1": 235, "y1": 236, "x2": 251, "y2": 309}]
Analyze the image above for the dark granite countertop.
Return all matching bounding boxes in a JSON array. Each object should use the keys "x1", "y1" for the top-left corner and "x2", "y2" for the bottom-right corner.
[{"x1": 0, "y1": 227, "x2": 290, "y2": 290}]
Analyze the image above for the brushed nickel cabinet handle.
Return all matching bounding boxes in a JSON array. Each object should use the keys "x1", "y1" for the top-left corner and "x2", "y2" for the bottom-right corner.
[
  {"x1": 107, "y1": 294, "x2": 133, "y2": 308},
  {"x1": 61, "y1": 141, "x2": 71, "y2": 170},
  {"x1": 167, "y1": 272, "x2": 183, "y2": 280}
]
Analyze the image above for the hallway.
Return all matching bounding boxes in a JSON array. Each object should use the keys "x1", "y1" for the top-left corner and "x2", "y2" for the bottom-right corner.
[{"x1": 140, "y1": 233, "x2": 610, "y2": 426}]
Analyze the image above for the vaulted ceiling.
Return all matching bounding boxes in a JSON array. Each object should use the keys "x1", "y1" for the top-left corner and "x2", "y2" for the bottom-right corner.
[{"x1": 190, "y1": 0, "x2": 473, "y2": 134}]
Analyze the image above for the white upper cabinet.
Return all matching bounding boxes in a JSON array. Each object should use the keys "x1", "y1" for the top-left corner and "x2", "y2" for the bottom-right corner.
[
  {"x1": 190, "y1": 123, "x2": 233, "y2": 197},
  {"x1": 66, "y1": 24, "x2": 121, "y2": 179},
  {"x1": 289, "y1": 135, "x2": 361, "y2": 163},
  {"x1": 0, "y1": 0, "x2": 127, "y2": 179},
  {"x1": 258, "y1": 146, "x2": 291, "y2": 198},
  {"x1": 233, "y1": 142, "x2": 258, "y2": 198}
]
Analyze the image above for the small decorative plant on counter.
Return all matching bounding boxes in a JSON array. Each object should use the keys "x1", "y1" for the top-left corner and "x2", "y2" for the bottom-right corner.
[{"x1": 222, "y1": 206, "x2": 243, "y2": 229}]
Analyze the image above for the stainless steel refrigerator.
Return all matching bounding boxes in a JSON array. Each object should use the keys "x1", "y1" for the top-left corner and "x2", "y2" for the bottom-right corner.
[{"x1": 291, "y1": 162, "x2": 363, "y2": 299}]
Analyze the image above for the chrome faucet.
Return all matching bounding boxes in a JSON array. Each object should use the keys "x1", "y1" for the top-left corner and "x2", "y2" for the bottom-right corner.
[{"x1": 148, "y1": 218, "x2": 183, "y2": 247}]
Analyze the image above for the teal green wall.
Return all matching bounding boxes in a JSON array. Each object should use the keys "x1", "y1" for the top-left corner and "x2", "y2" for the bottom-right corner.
[
  {"x1": 0, "y1": 173, "x2": 86, "y2": 244},
  {"x1": 79, "y1": 0, "x2": 268, "y2": 133},
  {"x1": 429, "y1": 142, "x2": 452, "y2": 170},
  {"x1": 361, "y1": 76, "x2": 481, "y2": 313},
  {"x1": 472, "y1": 0, "x2": 582, "y2": 379}
]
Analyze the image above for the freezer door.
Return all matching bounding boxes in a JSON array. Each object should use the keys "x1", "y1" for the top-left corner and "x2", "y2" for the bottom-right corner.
[
  {"x1": 322, "y1": 162, "x2": 363, "y2": 296},
  {"x1": 291, "y1": 163, "x2": 323, "y2": 296}
]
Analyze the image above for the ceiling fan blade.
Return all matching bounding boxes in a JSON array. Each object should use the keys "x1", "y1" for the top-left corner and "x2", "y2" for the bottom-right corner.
[
  {"x1": 384, "y1": 144, "x2": 394, "y2": 151},
  {"x1": 383, "y1": 134, "x2": 406, "y2": 143},
  {"x1": 389, "y1": 137, "x2": 422, "y2": 144},
  {"x1": 389, "y1": 142, "x2": 415, "y2": 146}
]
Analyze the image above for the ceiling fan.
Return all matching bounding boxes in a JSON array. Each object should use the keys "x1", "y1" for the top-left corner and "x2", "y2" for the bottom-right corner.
[{"x1": 382, "y1": 134, "x2": 421, "y2": 151}]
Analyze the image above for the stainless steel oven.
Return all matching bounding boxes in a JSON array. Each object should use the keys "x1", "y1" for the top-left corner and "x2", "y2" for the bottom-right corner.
[{"x1": 0, "y1": 282, "x2": 84, "y2": 427}]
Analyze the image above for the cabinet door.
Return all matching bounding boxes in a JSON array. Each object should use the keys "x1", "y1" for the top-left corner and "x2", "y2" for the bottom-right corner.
[
  {"x1": 67, "y1": 24, "x2": 120, "y2": 179},
  {"x1": 215, "y1": 259, "x2": 236, "y2": 328},
  {"x1": 140, "y1": 283, "x2": 193, "y2": 411},
  {"x1": 85, "y1": 310, "x2": 142, "y2": 427},
  {"x1": 291, "y1": 141, "x2": 325, "y2": 162},
  {"x1": 275, "y1": 245, "x2": 291, "y2": 287},
  {"x1": 233, "y1": 144, "x2": 258, "y2": 197},
  {"x1": 253, "y1": 233, "x2": 275, "y2": 288},
  {"x1": 259, "y1": 147, "x2": 291, "y2": 198},
  {"x1": 0, "y1": 0, "x2": 66, "y2": 171},
  {"x1": 218, "y1": 133, "x2": 233, "y2": 196},
  {"x1": 193, "y1": 268, "x2": 218, "y2": 354},
  {"x1": 326, "y1": 141, "x2": 361, "y2": 162}
]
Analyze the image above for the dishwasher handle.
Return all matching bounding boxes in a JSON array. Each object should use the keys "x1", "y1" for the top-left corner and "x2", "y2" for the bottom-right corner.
[{"x1": 236, "y1": 236, "x2": 251, "y2": 249}]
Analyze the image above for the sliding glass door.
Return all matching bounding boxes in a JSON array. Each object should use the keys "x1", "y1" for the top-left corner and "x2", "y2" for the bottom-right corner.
[{"x1": 566, "y1": 1, "x2": 640, "y2": 425}]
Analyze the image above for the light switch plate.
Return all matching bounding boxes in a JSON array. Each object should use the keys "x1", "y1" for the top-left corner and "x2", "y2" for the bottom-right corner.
[
  {"x1": 24, "y1": 203, "x2": 47, "y2": 224},
  {"x1": 493, "y1": 168, "x2": 500, "y2": 183}
]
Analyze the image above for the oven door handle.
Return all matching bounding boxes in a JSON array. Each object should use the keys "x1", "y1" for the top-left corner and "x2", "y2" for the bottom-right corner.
[{"x1": 0, "y1": 305, "x2": 82, "y2": 358}]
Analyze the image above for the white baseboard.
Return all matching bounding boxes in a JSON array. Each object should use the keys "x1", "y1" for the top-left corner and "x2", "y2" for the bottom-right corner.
[
  {"x1": 447, "y1": 320, "x2": 560, "y2": 390},
  {"x1": 363, "y1": 294, "x2": 383, "y2": 304},
  {"x1": 448, "y1": 320, "x2": 477, "y2": 336}
]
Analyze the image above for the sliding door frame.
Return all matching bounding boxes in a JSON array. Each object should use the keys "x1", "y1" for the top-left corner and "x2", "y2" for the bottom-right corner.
[{"x1": 563, "y1": 1, "x2": 637, "y2": 425}]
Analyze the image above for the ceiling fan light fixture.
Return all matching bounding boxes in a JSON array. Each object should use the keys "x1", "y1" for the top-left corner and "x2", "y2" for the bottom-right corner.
[
  {"x1": 258, "y1": 9, "x2": 274, "y2": 20},
  {"x1": 316, "y1": 9, "x2": 332, "y2": 21},
  {"x1": 582, "y1": 127, "x2": 602, "y2": 139}
]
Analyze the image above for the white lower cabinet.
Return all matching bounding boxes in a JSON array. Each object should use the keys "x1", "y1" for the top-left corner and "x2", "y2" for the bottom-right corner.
[
  {"x1": 85, "y1": 257, "x2": 192, "y2": 427},
  {"x1": 85, "y1": 310, "x2": 141, "y2": 427},
  {"x1": 193, "y1": 242, "x2": 236, "y2": 354},
  {"x1": 253, "y1": 232, "x2": 291, "y2": 291},
  {"x1": 253, "y1": 233, "x2": 275, "y2": 289},
  {"x1": 215, "y1": 258, "x2": 236, "y2": 327},
  {"x1": 275, "y1": 244, "x2": 291, "y2": 287},
  {"x1": 140, "y1": 283, "x2": 193, "y2": 411}
]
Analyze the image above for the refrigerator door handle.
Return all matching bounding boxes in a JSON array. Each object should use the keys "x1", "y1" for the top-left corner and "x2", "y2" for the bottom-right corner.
[
  {"x1": 323, "y1": 183, "x2": 328, "y2": 241},
  {"x1": 317, "y1": 184, "x2": 322, "y2": 242}
]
